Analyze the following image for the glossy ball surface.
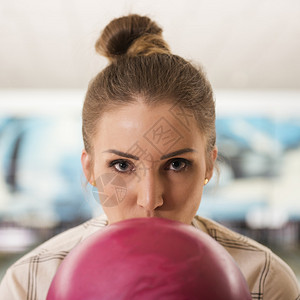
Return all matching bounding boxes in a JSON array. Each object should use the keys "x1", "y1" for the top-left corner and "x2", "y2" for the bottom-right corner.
[{"x1": 47, "y1": 217, "x2": 251, "y2": 300}]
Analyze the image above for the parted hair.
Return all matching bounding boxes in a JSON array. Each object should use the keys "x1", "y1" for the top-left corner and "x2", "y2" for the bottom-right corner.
[{"x1": 82, "y1": 14, "x2": 216, "y2": 168}]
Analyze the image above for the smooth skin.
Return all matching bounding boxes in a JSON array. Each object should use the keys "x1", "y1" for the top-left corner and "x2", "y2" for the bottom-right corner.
[{"x1": 81, "y1": 101, "x2": 218, "y2": 225}]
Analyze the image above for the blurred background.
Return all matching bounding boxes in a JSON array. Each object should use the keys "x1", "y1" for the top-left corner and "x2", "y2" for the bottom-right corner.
[{"x1": 0, "y1": 0, "x2": 299, "y2": 283}]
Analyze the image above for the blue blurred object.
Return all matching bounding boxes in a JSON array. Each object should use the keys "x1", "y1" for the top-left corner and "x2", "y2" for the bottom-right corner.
[{"x1": 0, "y1": 117, "x2": 93, "y2": 227}]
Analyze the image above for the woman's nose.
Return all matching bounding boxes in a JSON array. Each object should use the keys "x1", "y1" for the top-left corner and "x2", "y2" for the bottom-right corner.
[{"x1": 136, "y1": 171, "x2": 164, "y2": 216}]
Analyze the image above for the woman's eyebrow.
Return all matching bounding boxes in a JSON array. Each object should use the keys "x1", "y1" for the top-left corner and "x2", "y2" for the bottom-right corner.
[
  {"x1": 102, "y1": 148, "x2": 196, "y2": 160},
  {"x1": 160, "y1": 148, "x2": 197, "y2": 160},
  {"x1": 102, "y1": 149, "x2": 139, "y2": 160}
]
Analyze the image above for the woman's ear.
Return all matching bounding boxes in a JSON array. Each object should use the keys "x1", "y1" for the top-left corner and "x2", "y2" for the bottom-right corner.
[
  {"x1": 81, "y1": 149, "x2": 93, "y2": 185},
  {"x1": 206, "y1": 146, "x2": 218, "y2": 181}
]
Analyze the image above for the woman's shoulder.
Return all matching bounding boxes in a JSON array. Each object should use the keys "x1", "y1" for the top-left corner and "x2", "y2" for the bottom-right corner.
[
  {"x1": 193, "y1": 215, "x2": 300, "y2": 300},
  {"x1": 0, "y1": 214, "x2": 108, "y2": 300},
  {"x1": 15, "y1": 213, "x2": 109, "y2": 264},
  {"x1": 192, "y1": 215, "x2": 269, "y2": 251}
]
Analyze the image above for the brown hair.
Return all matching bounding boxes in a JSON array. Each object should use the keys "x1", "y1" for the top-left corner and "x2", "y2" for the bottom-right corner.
[{"x1": 82, "y1": 14, "x2": 216, "y2": 176}]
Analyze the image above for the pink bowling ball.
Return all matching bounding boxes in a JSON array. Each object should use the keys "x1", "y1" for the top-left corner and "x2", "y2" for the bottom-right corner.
[{"x1": 47, "y1": 217, "x2": 251, "y2": 300}]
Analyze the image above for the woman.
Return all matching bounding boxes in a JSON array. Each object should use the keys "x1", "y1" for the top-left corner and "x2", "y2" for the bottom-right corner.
[{"x1": 1, "y1": 14, "x2": 299, "y2": 300}]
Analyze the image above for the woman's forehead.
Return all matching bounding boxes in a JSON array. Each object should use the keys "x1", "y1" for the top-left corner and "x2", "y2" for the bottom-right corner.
[{"x1": 94, "y1": 102, "x2": 205, "y2": 155}]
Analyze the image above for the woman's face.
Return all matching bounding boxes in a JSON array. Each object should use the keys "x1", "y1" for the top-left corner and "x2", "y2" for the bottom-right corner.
[{"x1": 81, "y1": 101, "x2": 217, "y2": 225}]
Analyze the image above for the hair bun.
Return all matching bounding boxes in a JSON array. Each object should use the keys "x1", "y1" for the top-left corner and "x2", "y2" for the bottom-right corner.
[{"x1": 95, "y1": 14, "x2": 170, "y2": 62}]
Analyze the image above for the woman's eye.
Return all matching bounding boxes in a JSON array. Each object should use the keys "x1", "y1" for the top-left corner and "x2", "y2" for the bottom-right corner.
[
  {"x1": 110, "y1": 160, "x2": 134, "y2": 173},
  {"x1": 167, "y1": 159, "x2": 190, "y2": 172}
]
